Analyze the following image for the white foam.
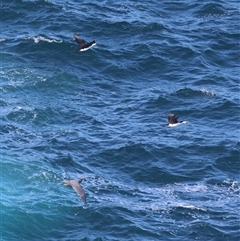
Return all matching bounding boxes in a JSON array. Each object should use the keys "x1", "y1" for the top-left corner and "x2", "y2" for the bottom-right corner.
[
  {"x1": 200, "y1": 87, "x2": 216, "y2": 97},
  {"x1": 179, "y1": 204, "x2": 206, "y2": 211},
  {"x1": 32, "y1": 36, "x2": 62, "y2": 44}
]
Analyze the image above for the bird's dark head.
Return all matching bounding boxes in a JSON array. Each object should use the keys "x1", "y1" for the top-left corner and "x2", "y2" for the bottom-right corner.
[{"x1": 78, "y1": 177, "x2": 86, "y2": 183}]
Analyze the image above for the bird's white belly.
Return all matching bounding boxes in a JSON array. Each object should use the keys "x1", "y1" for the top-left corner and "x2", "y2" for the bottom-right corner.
[
  {"x1": 80, "y1": 43, "x2": 96, "y2": 51},
  {"x1": 168, "y1": 121, "x2": 188, "y2": 127},
  {"x1": 168, "y1": 123, "x2": 182, "y2": 127}
]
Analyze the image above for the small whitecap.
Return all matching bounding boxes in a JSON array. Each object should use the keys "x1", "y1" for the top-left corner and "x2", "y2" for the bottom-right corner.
[
  {"x1": 42, "y1": 172, "x2": 48, "y2": 178},
  {"x1": 179, "y1": 204, "x2": 206, "y2": 211},
  {"x1": 200, "y1": 87, "x2": 216, "y2": 97},
  {"x1": 184, "y1": 184, "x2": 208, "y2": 192},
  {"x1": 33, "y1": 36, "x2": 62, "y2": 44}
]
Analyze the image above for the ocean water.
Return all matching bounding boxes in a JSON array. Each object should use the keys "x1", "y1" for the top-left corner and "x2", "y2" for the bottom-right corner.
[{"x1": 1, "y1": 0, "x2": 240, "y2": 240}]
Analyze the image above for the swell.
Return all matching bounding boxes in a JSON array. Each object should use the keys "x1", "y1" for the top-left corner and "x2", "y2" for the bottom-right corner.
[
  {"x1": 1, "y1": 0, "x2": 240, "y2": 240},
  {"x1": 2, "y1": 153, "x2": 239, "y2": 240}
]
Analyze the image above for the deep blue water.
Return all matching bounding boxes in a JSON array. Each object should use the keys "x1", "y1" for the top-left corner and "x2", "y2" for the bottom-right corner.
[{"x1": 1, "y1": 0, "x2": 240, "y2": 240}]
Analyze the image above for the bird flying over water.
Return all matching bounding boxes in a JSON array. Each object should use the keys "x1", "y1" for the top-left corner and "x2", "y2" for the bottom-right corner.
[
  {"x1": 73, "y1": 34, "x2": 96, "y2": 51},
  {"x1": 167, "y1": 113, "x2": 188, "y2": 127},
  {"x1": 63, "y1": 178, "x2": 87, "y2": 204}
]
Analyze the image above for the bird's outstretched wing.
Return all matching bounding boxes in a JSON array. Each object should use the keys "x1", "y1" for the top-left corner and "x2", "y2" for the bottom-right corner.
[
  {"x1": 167, "y1": 114, "x2": 178, "y2": 124},
  {"x1": 73, "y1": 34, "x2": 86, "y2": 48},
  {"x1": 70, "y1": 180, "x2": 87, "y2": 204}
]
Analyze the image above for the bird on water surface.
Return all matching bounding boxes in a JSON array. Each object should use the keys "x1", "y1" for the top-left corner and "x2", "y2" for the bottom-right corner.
[
  {"x1": 63, "y1": 178, "x2": 87, "y2": 204},
  {"x1": 73, "y1": 33, "x2": 96, "y2": 52},
  {"x1": 167, "y1": 113, "x2": 188, "y2": 127}
]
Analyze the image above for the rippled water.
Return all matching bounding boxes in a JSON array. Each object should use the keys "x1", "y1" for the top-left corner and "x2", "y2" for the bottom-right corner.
[{"x1": 1, "y1": 0, "x2": 240, "y2": 240}]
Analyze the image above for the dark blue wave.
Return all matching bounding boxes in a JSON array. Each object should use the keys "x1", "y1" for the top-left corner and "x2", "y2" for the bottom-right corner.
[{"x1": 1, "y1": 0, "x2": 240, "y2": 240}]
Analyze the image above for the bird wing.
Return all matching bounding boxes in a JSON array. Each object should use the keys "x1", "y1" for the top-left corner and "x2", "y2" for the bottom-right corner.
[
  {"x1": 73, "y1": 34, "x2": 86, "y2": 48},
  {"x1": 71, "y1": 181, "x2": 87, "y2": 204},
  {"x1": 168, "y1": 114, "x2": 178, "y2": 124}
]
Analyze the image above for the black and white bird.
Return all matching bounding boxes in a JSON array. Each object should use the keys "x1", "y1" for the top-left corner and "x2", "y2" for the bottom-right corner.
[
  {"x1": 73, "y1": 34, "x2": 96, "y2": 51},
  {"x1": 167, "y1": 113, "x2": 188, "y2": 127},
  {"x1": 63, "y1": 178, "x2": 87, "y2": 204}
]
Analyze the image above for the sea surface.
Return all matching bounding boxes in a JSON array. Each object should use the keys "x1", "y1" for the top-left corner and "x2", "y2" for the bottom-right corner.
[{"x1": 0, "y1": 0, "x2": 240, "y2": 240}]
